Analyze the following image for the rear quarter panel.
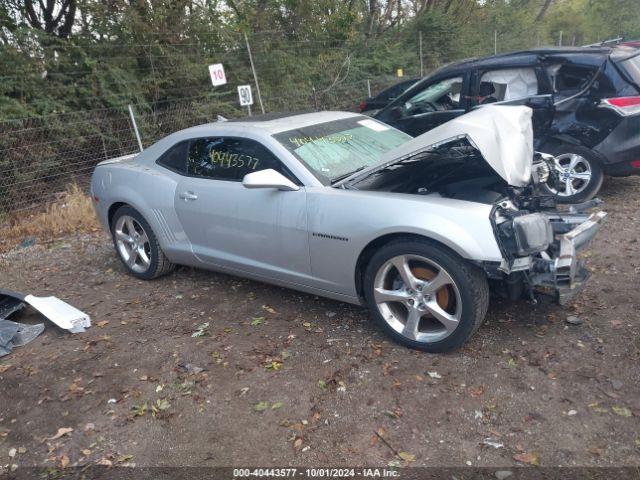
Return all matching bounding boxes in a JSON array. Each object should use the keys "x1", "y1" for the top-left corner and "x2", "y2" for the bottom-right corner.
[{"x1": 91, "y1": 159, "x2": 192, "y2": 264}]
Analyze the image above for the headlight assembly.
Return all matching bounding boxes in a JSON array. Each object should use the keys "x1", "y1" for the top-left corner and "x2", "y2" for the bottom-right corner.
[{"x1": 512, "y1": 213, "x2": 553, "y2": 256}]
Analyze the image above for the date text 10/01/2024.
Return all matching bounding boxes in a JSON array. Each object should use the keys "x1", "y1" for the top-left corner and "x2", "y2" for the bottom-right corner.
[{"x1": 233, "y1": 468, "x2": 400, "y2": 478}]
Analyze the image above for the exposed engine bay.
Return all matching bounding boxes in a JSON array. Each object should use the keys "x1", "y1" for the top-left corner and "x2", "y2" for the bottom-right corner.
[{"x1": 350, "y1": 138, "x2": 557, "y2": 211}]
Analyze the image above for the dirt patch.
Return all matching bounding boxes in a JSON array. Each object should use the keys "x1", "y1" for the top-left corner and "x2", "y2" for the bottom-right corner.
[{"x1": 1, "y1": 177, "x2": 639, "y2": 471}]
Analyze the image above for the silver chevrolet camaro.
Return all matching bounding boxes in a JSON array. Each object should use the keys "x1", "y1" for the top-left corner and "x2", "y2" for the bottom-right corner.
[{"x1": 91, "y1": 106, "x2": 606, "y2": 352}]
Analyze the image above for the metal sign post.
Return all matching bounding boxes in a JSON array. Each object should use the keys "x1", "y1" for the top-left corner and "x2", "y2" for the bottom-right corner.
[{"x1": 244, "y1": 33, "x2": 265, "y2": 115}]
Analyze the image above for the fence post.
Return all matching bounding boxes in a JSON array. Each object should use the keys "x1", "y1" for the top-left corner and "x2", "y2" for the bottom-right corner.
[
  {"x1": 128, "y1": 104, "x2": 144, "y2": 152},
  {"x1": 494, "y1": 30, "x2": 497, "y2": 55},
  {"x1": 419, "y1": 31, "x2": 424, "y2": 77},
  {"x1": 244, "y1": 33, "x2": 266, "y2": 115},
  {"x1": 367, "y1": 79, "x2": 372, "y2": 98},
  {"x1": 312, "y1": 87, "x2": 318, "y2": 110}
]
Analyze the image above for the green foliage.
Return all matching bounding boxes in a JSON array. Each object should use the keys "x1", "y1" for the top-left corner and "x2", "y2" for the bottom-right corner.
[{"x1": 0, "y1": 0, "x2": 638, "y2": 215}]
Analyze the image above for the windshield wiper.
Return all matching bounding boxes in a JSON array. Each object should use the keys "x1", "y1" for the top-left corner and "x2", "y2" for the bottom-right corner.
[{"x1": 331, "y1": 166, "x2": 366, "y2": 184}]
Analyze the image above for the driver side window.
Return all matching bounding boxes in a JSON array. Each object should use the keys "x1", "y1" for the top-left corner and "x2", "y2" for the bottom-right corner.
[
  {"x1": 403, "y1": 76, "x2": 464, "y2": 116},
  {"x1": 186, "y1": 137, "x2": 299, "y2": 184}
]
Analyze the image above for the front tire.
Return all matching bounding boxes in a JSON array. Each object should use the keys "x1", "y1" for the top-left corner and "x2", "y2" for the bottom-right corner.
[
  {"x1": 363, "y1": 239, "x2": 489, "y2": 353},
  {"x1": 110, "y1": 206, "x2": 175, "y2": 280},
  {"x1": 542, "y1": 144, "x2": 604, "y2": 203}
]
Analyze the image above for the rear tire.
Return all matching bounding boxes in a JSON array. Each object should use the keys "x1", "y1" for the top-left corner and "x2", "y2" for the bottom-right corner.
[
  {"x1": 363, "y1": 239, "x2": 489, "y2": 353},
  {"x1": 110, "y1": 206, "x2": 175, "y2": 280},
  {"x1": 542, "y1": 144, "x2": 604, "y2": 203}
]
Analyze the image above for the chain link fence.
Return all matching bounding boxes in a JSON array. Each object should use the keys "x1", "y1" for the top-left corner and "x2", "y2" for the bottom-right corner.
[{"x1": 0, "y1": 75, "x2": 404, "y2": 216}]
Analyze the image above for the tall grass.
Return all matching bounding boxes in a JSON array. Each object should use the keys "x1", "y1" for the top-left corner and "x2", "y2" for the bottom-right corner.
[{"x1": 0, "y1": 184, "x2": 100, "y2": 253}]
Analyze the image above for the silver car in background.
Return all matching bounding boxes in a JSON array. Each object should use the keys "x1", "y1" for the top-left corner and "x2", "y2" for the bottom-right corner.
[{"x1": 91, "y1": 106, "x2": 606, "y2": 352}]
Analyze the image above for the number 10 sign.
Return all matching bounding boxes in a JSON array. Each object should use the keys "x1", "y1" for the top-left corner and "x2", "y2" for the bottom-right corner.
[{"x1": 208, "y1": 63, "x2": 227, "y2": 86}]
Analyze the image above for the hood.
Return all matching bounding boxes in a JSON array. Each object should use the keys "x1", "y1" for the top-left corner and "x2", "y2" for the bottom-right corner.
[{"x1": 337, "y1": 105, "x2": 534, "y2": 188}]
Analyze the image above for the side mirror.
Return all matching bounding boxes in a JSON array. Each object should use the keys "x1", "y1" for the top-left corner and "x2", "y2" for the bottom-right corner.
[{"x1": 242, "y1": 169, "x2": 300, "y2": 191}]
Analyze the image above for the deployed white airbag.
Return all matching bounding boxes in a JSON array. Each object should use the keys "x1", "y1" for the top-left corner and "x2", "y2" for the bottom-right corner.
[{"x1": 481, "y1": 68, "x2": 539, "y2": 101}]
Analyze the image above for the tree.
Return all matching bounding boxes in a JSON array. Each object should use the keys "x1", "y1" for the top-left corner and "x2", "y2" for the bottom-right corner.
[{"x1": 15, "y1": 0, "x2": 78, "y2": 38}]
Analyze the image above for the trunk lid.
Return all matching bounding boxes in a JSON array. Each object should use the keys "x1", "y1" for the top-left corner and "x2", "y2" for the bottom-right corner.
[{"x1": 335, "y1": 105, "x2": 534, "y2": 188}]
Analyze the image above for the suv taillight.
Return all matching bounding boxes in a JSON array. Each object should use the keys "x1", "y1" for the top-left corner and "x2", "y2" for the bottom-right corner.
[{"x1": 602, "y1": 96, "x2": 640, "y2": 116}]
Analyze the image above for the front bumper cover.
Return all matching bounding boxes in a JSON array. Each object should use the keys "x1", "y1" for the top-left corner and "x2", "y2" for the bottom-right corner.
[{"x1": 530, "y1": 210, "x2": 607, "y2": 304}]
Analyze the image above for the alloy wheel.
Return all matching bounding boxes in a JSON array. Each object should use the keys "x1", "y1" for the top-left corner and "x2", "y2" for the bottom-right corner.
[
  {"x1": 548, "y1": 153, "x2": 592, "y2": 197},
  {"x1": 373, "y1": 254, "x2": 462, "y2": 344},
  {"x1": 114, "y1": 215, "x2": 152, "y2": 273}
]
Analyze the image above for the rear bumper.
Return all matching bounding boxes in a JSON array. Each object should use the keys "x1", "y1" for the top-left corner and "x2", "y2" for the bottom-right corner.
[{"x1": 530, "y1": 210, "x2": 607, "y2": 304}]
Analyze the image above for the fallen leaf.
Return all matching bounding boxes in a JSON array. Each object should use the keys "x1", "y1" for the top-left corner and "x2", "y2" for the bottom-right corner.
[
  {"x1": 271, "y1": 402, "x2": 283, "y2": 410},
  {"x1": 116, "y1": 454, "x2": 134, "y2": 463},
  {"x1": 0, "y1": 364, "x2": 13, "y2": 374},
  {"x1": 612, "y1": 406, "x2": 632, "y2": 417},
  {"x1": 318, "y1": 380, "x2": 328, "y2": 390},
  {"x1": 513, "y1": 452, "x2": 539, "y2": 465},
  {"x1": 262, "y1": 305, "x2": 277, "y2": 314},
  {"x1": 588, "y1": 447, "x2": 603, "y2": 456},
  {"x1": 96, "y1": 458, "x2": 112, "y2": 467},
  {"x1": 253, "y1": 402, "x2": 269, "y2": 412},
  {"x1": 96, "y1": 320, "x2": 109, "y2": 328},
  {"x1": 251, "y1": 317, "x2": 264, "y2": 326},
  {"x1": 293, "y1": 437, "x2": 303, "y2": 449},
  {"x1": 49, "y1": 427, "x2": 73, "y2": 440},
  {"x1": 82, "y1": 449, "x2": 91, "y2": 456},
  {"x1": 59, "y1": 455, "x2": 70, "y2": 468},
  {"x1": 265, "y1": 361, "x2": 282, "y2": 371},
  {"x1": 398, "y1": 452, "x2": 416, "y2": 462},
  {"x1": 470, "y1": 385, "x2": 485, "y2": 397}
]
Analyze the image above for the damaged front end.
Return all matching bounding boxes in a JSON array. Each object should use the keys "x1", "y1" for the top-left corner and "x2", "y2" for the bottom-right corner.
[
  {"x1": 493, "y1": 200, "x2": 606, "y2": 305},
  {"x1": 339, "y1": 105, "x2": 606, "y2": 304}
]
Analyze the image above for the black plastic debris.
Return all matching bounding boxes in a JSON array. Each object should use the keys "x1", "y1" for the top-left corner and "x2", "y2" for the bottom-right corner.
[
  {"x1": 0, "y1": 290, "x2": 44, "y2": 357},
  {"x1": 0, "y1": 293, "x2": 25, "y2": 320},
  {"x1": 0, "y1": 320, "x2": 45, "y2": 357}
]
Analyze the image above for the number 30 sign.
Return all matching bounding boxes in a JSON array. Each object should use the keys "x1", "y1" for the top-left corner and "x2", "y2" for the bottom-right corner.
[{"x1": 208, "y1": 63, "x2": 227, "y2": 86}]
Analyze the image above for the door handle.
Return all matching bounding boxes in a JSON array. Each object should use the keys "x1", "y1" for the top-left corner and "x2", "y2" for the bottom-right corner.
[{"x1": 179, "y1": 191, "x2": 198, "y2": 201}]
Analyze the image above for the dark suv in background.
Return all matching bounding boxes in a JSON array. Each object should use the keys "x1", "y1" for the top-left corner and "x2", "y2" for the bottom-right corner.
[
  {"x1": 375, "y1": 46, "x2": 640, "y2": 203},
  {"x1": 358, "y1": 78, "x2": 418, "y2": 115}
]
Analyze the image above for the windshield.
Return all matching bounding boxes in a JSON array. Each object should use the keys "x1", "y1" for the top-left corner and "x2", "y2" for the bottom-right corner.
[
  {"x1": 403, "y1": 77, "x2": 463, "y2": 114},
  {"x1": 273, "y1": 117, "x2": 410, "y2": 184}
]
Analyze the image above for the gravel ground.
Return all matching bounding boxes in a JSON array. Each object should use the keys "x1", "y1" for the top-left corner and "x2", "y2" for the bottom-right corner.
[{"x1": 0, "y1": 177, "x2": 639, "y2": 473}]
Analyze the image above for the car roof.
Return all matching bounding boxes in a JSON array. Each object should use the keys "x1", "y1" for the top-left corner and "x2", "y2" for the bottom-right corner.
[
  {"x1": 178, "y1": 111, "x2": 362, "y2": 136},
  {"x1": 430, "y1": 46, "x2": 620, "y2": 77}
]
